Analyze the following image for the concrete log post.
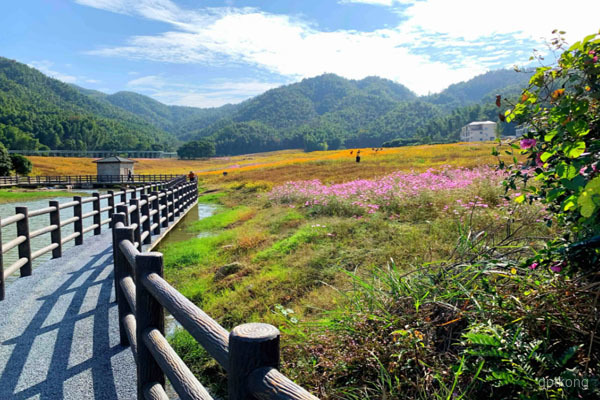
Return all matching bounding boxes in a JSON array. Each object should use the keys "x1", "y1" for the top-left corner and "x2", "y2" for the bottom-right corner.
[
  {"x1": 74, "y1": 196, "x2": 83, "y2": 245},
  {"x1": 159, "y1": 190, "x2": 168, "y2": 228},
  {"x1": 130, "y1": 199, "x2": 142, "y2": 250},
  {"x1": 151, "y1": 192, "x2": 161, "y2": 235},
  {"x1": 228, "y1": 323, "x2": 281, "y2": 400},
  {"x1": 49, "y1": 200, "x2": 62, "y2": 258},
  {"x1": 112, "y1": 215, "x2": 134, "y2": 346},
  {"x1": 141, "y1": 195, "x2": 151, "y2": 245},
  {"x1": 93, "y1": 193, "x2": 101, "y2": 235},
  {"x1": 135, "y1": 252, "x2": 166, "y2": 399}
]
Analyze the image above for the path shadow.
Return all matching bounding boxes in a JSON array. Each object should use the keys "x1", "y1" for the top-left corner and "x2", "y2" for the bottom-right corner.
[{"x1": 0, "y1": 246, "x2": 134, "y2": 399}]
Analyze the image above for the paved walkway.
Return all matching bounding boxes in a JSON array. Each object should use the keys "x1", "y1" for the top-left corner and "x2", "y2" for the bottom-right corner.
[{"x1": 0, "y1": 230, "x2": 136, "y2": 399}]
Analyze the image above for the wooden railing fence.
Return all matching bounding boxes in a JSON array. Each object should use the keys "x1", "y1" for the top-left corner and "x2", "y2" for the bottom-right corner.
[
  {"x1": 0, "y1": 174, "x2": 184, "y2": 186},
  {"x1": 0, "y1": 175, "x2": 187, "y2": 300},
  {"x1": 112, "y1": 209, "x2": 319, "y2": 400}
]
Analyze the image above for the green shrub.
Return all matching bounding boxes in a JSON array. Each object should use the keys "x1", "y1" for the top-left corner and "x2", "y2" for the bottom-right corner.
[
  {"x1": 10, "y1": 154, "x2": 32, "y2": 175},
  {"x1": 0, "y1": 142, "x2": 12, "y2": 176},
  {"x1": 499, "y1": 31, "x2": 600, "y2": 270}
]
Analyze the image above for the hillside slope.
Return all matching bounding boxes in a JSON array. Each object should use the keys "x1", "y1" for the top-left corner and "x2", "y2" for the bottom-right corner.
[
  {"x1": 0, "y1": 55, "x2": 531, "y2": 155},
  {"x1": 0, "y1": 57, "x2": 172, "y2": 151}
]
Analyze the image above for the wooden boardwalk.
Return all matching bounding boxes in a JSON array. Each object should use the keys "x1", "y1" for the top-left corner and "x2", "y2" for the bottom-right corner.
[
  {"x1": 0, "y1": 198, "x2": 196, "y2": 399},
  {"x1": 0, "y1": 179, "x2": 319, "y2": 400},
  {"x1": 0, "y1": 230, "x2": 136, "y2": 399}
]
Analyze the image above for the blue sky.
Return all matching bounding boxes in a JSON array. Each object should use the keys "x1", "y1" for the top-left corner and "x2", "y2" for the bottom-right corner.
[{"x1": 1, "y1": 0, "x2": 599, "y2": 107}]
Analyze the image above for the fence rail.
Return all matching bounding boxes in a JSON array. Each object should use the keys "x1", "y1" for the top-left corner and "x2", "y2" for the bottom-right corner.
[
  {"x1": 1, "y1": 172, "x2": 319, "y2": 399},
  {"x1": 8, "y1": 149, "x2": 178, "y2": 159},
  {"x1": 0, "y1": 175, "x2": 187, "y2": 300},
  {"x1": 113, "y1": 209, "x2": 319, "y2": 399},
  {"x1": 0, "y1": 174, "x2": 184, "y2": 186}
]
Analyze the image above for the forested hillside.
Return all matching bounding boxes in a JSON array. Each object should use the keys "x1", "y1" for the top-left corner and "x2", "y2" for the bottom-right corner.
[
  {"x1": 184, "y1": 72, "x2": 529, "y2": 155},
  {"x1": 0, "y1": 55, "x2": 532, "y2": 155},
  {"x1": 100, "y1": 91, "x2": 236, "y2": 137},
  {"x1": 0, "y1": 57, "x2": 172, "y2": 151}
]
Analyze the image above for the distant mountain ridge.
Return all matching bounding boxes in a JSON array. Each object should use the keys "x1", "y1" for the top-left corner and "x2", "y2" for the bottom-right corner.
[{"x1": 0, "y1": 55, "x2": 531, "y2": 155}]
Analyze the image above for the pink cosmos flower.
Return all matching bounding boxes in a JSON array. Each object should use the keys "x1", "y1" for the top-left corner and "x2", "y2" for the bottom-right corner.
[
  {"x1": 529, "y1": 262, "x2": 539, "y2": 270},
  {"x1": 520, "y1": 139, "x2": 537, "y2": 149},
  {"x1": 550, "y1": 261, "x2": 565, "y2": 273}
]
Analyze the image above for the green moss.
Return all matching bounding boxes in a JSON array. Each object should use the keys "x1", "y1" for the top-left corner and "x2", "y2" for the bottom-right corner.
[
  {"x1": 269, "y1": 209, "x2": 305, "y2": 233},
  {"x1": 163, "y1": 231, "x2": 234, "y2": 269},
  {"x1": 197, "y1": 192, "x2": 226, "y2": 204},
  {"x1": 188, "y1": 206, "x2": 251, "y2": 232},
  {"x1": 254, "y1": 224, "x2": 323, "y2": 261}
]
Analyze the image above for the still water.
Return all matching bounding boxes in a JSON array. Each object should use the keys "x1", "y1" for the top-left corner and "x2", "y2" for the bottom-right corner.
[
  {"x1": 0, "y1": 190, "x2": 112, "y2": 280},
  {"x1": 154, "y1": 202, "x2": 217, "y2": 250}
]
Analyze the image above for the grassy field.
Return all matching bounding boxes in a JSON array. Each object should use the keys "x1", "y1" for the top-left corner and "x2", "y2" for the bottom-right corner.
[
  {"x1": 31, "y1": 143, "x2": 598, "y2": 398},
  {"x1": 0, "y1": 189, "x2": 82, "y2": 203},
  {"x1": 29, "y1": 143, "x2": 499, "y2": 181}
]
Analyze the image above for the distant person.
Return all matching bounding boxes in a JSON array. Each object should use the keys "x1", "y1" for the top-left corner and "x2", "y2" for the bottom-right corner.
[
  {"x1": 356, "y1": 154, "x2": 361, "y2": 163},
  {"x1": 188, "y1": 170, "x2": 196, "y2": 182},
  {"x1": 127, "y1": 169, "x2": 133, "y2": 182}
]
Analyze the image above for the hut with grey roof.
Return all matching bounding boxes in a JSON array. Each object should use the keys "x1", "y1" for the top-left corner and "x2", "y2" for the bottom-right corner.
[{"x1": 93, "y1": 156, "x2": 136, "y2": 181}]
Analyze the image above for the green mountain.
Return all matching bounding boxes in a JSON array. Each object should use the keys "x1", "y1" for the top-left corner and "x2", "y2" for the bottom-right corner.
[
  {"x1": 0, "y1": 55, "x2": 531, "y2": 156},
  {"x1": 425, "y1": 69, "x2": 531, "y2": 110},
  {"x1": 0, "y1": 57, "x2": 173, "y2": 151},
  {"x1": 102, "y1": 91, "x2": 236, "y2": 138},
  {"x1": 179, "y1": 71, "x2": 528, "y2": 155}
]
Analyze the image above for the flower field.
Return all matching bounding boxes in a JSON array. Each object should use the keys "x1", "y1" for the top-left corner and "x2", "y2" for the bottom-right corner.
[
  {"x1": 270, "y1": 166, "x2": 505, "y2": 215},
  {"x1": 27, "y1": 143, "x2": 503, "y2": 184}
]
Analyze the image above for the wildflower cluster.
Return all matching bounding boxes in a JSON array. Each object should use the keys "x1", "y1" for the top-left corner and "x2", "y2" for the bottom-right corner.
[{"x1": 270, "y1": 166, "x2": 504, "y2": 216}]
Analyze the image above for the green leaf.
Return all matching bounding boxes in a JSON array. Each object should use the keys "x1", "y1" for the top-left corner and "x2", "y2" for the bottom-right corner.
[
  {"x1": 559, "y1": 345, "x2": 581, "y2": 366},
  {"x1": 547, "y1": 188, "x2": 565, "y2": 202},
  {"x1": 583, "y1": 33, "x2": 598, "y2": 44},
  {"x1": 544, "y1": 130, "x2": 558, "y2": 142},
  {"x1": 561, "y1": 195, "x2": 578, "y2": 211},
  {"x1": 464, "y1": 332, "x2": 500, "y2": 347},
  {"x1": 563, "y1": 175, "x2": 586, "y2": 191},
  {"x1": 557, "y1": 162, "x2": 577, "y2": 179},
  {"x1": 540, "y1": 151, "x2": 554, "y2": 162},
  {"x1": 562, "y1": 141, "x2": 586, "y2": 158},
  {"x1": 568, "y1": 41, "x2": 582, "y2": 51},
  {"x1": 577, "y1": 177, "x2": 600, "y2": 218}
]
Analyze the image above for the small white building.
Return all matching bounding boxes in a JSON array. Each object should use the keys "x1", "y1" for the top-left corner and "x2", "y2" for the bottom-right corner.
[
  {"x1": 93, "y1": 156, "x2": 136, "y2": 180},
  {"x1": 460, "y1": 121, "x2": 497, "y2": 142}
]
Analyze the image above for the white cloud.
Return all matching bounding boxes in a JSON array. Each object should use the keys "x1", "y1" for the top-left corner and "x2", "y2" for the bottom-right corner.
[
  {"x1": 339, "y1": 0, "x2": 395, "y2": 5},
  {"x1": 76, "y1": 0, "x2": 600, "y2": 98},
  {"x1": 339, "y1": 0, "x2": 417, "y2": 5},
  {"x1": 28, "y1": 60, "x2": 78, "y2": 83},
  {"x1": 127, "y1": 75, "x2": 283, "y2": 107},
  {"x1": 399, "y1": 0, "x2": 599, "y2": 43},
  {"x1": 127, "y1": 75, "x2": 167, "y2": 89}
]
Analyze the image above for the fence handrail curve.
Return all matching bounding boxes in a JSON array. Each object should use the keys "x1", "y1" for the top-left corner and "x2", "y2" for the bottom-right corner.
[
  {"x1": 111, "y1": 179, "x2": 319, "y2": 400},
  {"x1": 0, "y1": 175, "x2": 187, "y2": 300}
]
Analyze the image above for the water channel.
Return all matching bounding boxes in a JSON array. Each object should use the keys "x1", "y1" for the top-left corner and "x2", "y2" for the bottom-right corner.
[{"x1": 0, "y1": 190, "x2": 109, "y2": 282}]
